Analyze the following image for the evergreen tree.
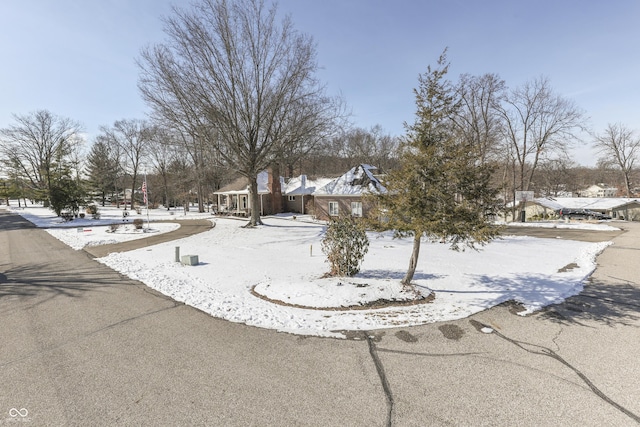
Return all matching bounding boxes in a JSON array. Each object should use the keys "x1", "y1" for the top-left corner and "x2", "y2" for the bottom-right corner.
[
  {"x1": 86, "y1": 139, "x2": 119, "y2": 206},
  {"x1": 48, "y1": 145, "x2": 87, "y2": 216},
  {"x1": 372, "y1": 51, "x2": 501, "y2": 288},
  {"x1": 49, "y1": 176, "x2": 86, "y2": 216}
]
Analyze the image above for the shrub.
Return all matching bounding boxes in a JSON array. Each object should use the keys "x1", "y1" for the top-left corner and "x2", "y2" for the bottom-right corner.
[
  {"x1": 86, "y1": 205, "x2": 101, "y2": 219},
  {"x1": 321, "y1": 216, "x2": 369, "y2": 277},
  {"x1": 133, "y1": 218, "x2": 144, "y2": 230},
  {"x1": 108, "y1": 224, "x2": 120, "y2": 232}
]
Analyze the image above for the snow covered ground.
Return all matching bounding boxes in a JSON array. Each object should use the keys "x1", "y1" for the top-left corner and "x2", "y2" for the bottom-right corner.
[
  {"x1": 46, "y1": 223, "x2": 180, "y2": 250},
  {"x1": 5, "y1": 203, "x2": 617, "y2": 338}
]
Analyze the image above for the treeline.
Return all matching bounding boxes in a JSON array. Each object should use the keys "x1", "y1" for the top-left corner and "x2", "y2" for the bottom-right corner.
[{"x1": 0, "y1": 106, "x2": 634, "y2": 217}]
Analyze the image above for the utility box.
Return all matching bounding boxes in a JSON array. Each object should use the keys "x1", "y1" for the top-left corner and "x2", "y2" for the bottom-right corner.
[{"x1": 181, "y1": 255, "x2": 199, "y2": 266}]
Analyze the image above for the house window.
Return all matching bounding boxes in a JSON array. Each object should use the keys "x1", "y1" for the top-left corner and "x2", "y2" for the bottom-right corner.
[
  {"x1": 288, "y1": 195, "x2": 296, "y2": 202},
  {"x1": 329, "y1": 201, "x2": 339, "y2": 217},
  {"x1": 351, "y1": 201, "x2": 363, "y2": 217}
]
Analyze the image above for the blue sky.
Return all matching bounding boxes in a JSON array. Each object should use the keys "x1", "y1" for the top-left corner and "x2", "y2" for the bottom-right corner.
[{"x1": 2, "y1": 0, "x2": 639, "y2": 166}]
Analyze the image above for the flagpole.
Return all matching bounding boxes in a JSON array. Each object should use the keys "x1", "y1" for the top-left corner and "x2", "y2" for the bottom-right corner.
[{"x1": 143, "y1": 174, "x2": 150, "y2": 230}]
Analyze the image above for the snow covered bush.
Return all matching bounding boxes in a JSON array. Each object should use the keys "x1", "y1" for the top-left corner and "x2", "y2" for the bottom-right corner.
[{"x1": 321, "y1": 216, "x2": 369, "y2": 277}]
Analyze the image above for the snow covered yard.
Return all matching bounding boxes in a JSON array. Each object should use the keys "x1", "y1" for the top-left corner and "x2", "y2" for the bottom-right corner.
[
  {"x1": 6, "y1": 203, "x2": 615, "y2": 338},
  {"x1": 46, "y1": 223, "x2": 181, "y2": 250},
  {"x1": 8, "y1": 203, "x2": 215, "y2": 228}
]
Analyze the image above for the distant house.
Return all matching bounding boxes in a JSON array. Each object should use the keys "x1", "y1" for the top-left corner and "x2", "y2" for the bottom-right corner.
[
  {"x1": 282, "y1": 175, "x2": 333, "y2": 215},
  {"x1": 580, "y1": 184, "x2": 617, "y2": 198},
  {"x1": 312, "y1": 164, "x2": 386, "y2": 221},
  {"x1": 512, "y1": 197, "x2": 640, "y2": 221},
  {"x1": 213, "y1": 170, "x2": 282, "y2": 216}
]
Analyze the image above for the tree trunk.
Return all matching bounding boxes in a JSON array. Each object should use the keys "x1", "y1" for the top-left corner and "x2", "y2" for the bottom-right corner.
[
  {"x1": 402, "y1": 232, "x2": 422, "y2": 286},
  {"x1": 130, "y1": 174, "x2": 137, "y2": 210},
  {"x1": 246, "y1": 176, "x2": 263, "y2": 227},
  {"x1": 197, "y1": 179, "x2": 205, "y2": 213},
  {"x1": 623, "y1": 172, "x2": 632, "y2": 198}
]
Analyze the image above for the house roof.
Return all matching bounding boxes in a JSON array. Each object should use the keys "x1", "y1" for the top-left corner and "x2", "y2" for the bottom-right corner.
[
  {"x1": 533, "y1": 197, "x2": 640, "y2": 210},
  {"x1": 214, "y1": 171, "x2": 270, "y2": 195},
  {"x1": 584, "y1": 184, "x2": 616, "y2": 191},
  {"x1": 283, "y1": 175, "x2": 333, "y2": 196},
  {"x1": 313, "y1": 164, "x2": 386, "y2": 196}
]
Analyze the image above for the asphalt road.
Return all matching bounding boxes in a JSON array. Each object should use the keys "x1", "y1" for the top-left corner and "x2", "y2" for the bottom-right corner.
[
  {"x1": 83, "y1": 219, "x2": 214, "y2": 258},
  {"x1": 502, "y1": 223, "x2": 625, "y2": 242},
  {"x1": 1, "y1": 211, "x2": 639, "y2": 426}
]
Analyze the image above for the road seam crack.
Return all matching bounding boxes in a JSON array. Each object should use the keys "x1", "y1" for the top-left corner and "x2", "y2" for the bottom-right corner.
[
  {"x1": 471, "y1": 320, "x2": 640, "y2": 424},
  {"x1": 366, "y1": 334, "x2": 394, "y2": 427}
]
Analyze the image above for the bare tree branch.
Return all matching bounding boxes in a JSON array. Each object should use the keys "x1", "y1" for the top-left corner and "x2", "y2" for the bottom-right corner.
[
  {"x1": 593, "y1": 123, "x2": 640, "y2": 197},
  {"x1": 0, "y1": 110, "x2": 84, "y2": 202},
  {"x1": 138, "y1": 0, "x2": 343, "y2": 226},
  {"x1": 495, "y1": 76, "x2": 586, "y2": 192}
]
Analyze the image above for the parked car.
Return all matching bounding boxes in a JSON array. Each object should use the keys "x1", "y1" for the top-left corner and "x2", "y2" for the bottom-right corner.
[
  {"x1": 585, "y1": 210, "x2": 612, "y2": 220},
  {"x1": 557, "y1": 208, "x2": 611, "y2": 220}
]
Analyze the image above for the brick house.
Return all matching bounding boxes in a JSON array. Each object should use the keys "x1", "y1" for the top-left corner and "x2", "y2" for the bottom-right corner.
[
  {"x1": 282, "y1": 175, "x2": 333, "y2": 214},
  {"x1": 312, "y1": 164, "x2": 386, "y2": 221}
]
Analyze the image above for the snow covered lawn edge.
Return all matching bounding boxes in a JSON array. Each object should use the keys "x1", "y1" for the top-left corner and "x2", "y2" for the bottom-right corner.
[{"x1": 93, "y1": 218, "x2": 611, "y2": 338}]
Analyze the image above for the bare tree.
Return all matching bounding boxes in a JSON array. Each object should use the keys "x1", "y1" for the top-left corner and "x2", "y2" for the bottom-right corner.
[
  {"x1": 136, "y1": 42, "x2": 220, "y2": 214},
  {"x1": 343, "y1": 125, "x2": 399, "y2": 171},
  {"x1": 146, "y1": 127, "x2": 179, "y2": 209},
  {"x1": 495, "y1": 76, "x2": 585, "y2": 193},
  {"x1": 536, "y1": 154, "x2": 577, "y2": 197},
  {"x1": 99, "y1": 119, "x2": 152, "y2": 209},
  {"x1": 313, "y1": 125, "x2": 399, "y2": 176},
  {"x1": 593, "y1": 123, "x2": 640, "y2": 197},
  {"x1": 0, "y1": 110, "x2": 84, "y2": 204},
  {"x1": 138, "y1": 0, "x2": 343, "y2": 226},
  {"x1": 452, "y1": 73, "x2": 506, "y2": 164}
]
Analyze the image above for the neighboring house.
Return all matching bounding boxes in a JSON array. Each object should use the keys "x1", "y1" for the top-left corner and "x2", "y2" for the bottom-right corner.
[
  {"x1": 509, "y1": 197, "x2": 640, "y2": 221},
  {"x1": 579, "y1": 184, "x2": 617, "y2": 198},
  {"x1": 607, "y1": 200, "x2": 640, "y2": 221},
  {"x1": 312, "y1": 164, "x2": 386, "y2": 221},
  {"x1": 282, "y1": 175, "x2": 333, "y2": 215},
  {"x1": 213, "y1": 170, "x2": 281, "y2": 216}
]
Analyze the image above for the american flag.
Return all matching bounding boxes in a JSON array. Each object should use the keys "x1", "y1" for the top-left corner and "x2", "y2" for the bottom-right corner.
[{"x1": 142, "y1": 179, "x2": 148, "y2": 204}]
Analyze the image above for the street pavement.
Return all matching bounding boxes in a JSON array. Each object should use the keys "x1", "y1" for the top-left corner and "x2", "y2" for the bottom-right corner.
[{"x1": 1, "y1": 210, "x2": 639, "y2": 426}]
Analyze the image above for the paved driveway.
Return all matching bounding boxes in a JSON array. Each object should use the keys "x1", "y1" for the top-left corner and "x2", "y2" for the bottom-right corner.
[{"x1": 1, "y1": 211, "x2": 639, "y2": 426}]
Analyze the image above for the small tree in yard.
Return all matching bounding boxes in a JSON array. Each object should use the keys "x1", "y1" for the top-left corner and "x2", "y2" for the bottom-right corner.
[
  {"x1": 372, "y1": 51, "x2": 501, "y2": 289},
  {"x1": 49, "y1": 177, "x2": 86, "y2": 217},
  {"x1": 321, "y1": 216, "x2": 369, "y2": 277}
]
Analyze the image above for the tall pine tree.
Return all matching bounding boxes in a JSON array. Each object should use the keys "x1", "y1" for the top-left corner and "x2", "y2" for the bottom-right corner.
[
  {"x1": 372, "y1": 51, "x2": 501, "y2": 287},
  {"x1": 86, "y1": 140, "x2": 119, "y2": 206}
]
